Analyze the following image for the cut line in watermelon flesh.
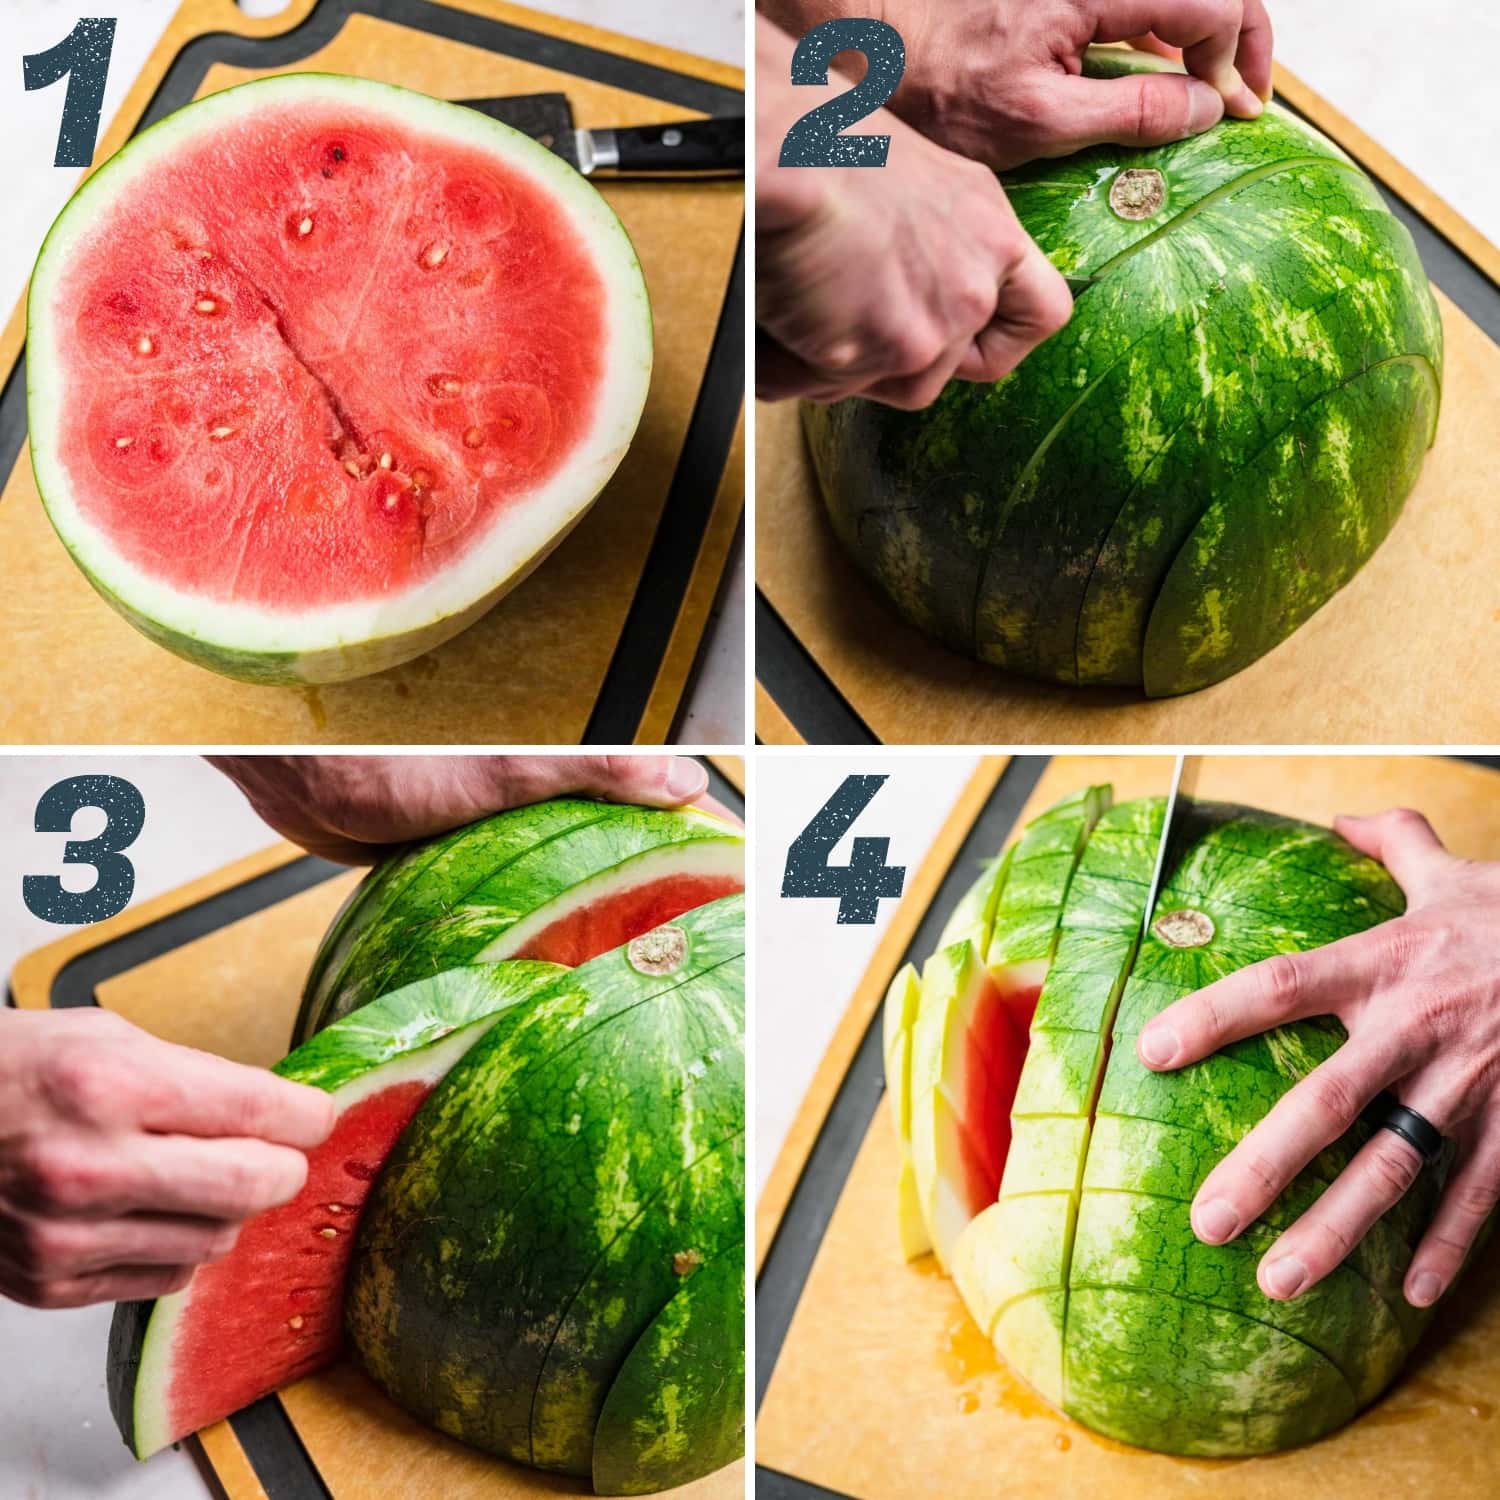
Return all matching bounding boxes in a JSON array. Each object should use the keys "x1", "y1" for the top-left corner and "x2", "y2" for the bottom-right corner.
[{"x1": 57, "y1": 100, "x2": 601, "y2": 608}]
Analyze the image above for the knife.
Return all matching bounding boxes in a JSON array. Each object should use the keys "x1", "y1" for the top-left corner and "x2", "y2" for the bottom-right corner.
[
  {"x1": 460, "y1": 92, "x2": 743, "y2": 177},
  {"x1": 1142, "y1": 754, "x2": 1191, "y2": 937},
  {"x1": 1064, "y1": 273, "x2": 1103, "y2": 296}
]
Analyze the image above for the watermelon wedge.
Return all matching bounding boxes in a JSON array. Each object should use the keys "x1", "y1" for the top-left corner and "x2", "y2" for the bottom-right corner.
[
  {"x1": 28, "y1": 73, "x2": 652, "y2": 683},
  {"x1": 107, "y1": 959, "x2": 564, "y2": 1458},
  {"x1": 295, "y1": 799, "x2": 744, "y2": 1039},
  {"x1": 905, "y1": 788, "x2": 1108, "y2": 1268},
  {"x1": 905, "y1": 790, "x2": 1459, "y2": 1458},
  {"x1": 346, "y1": 894, "x2": 745, "y2": 1475}
]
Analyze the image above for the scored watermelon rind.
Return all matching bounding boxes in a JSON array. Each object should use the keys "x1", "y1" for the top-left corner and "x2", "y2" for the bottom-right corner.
[{"x1": 28, "y1": 72, "x2": 654, "y2": 684}]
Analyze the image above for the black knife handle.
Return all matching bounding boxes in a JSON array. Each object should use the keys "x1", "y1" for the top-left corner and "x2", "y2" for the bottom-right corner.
[{"x1": 607, "y1": 117, "x2": 744, "y2": 175}]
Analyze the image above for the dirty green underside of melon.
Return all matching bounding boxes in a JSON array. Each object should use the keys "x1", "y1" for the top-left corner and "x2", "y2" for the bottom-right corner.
[
  {"x1": 345, "y1": 894, "x2": 745, "y2": 1472},
  {"x1": 969, "y1": 793, "x2": 1444, "y2": 1456},
  {"x1": 804, "y1": 49, "x2": 1443, "y2": 696},
  {"x1": 592, "y1": 1252, "x2": 746, "y2": 1496},
  {"x1": 295, "y1": 799, "x2": 739, "y2": 1041}
]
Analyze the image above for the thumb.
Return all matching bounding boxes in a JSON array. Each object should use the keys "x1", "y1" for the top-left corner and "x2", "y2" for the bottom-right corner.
[
  {"x1": 1334, "y1": 809, "x2": 1452, "y2": 900},
  {"x1": 1031, "y1": 72, "x2": 1224, "y2": 156},
  {"x1": 499, "y1": 755, "x2": 709, "y2": 811}
]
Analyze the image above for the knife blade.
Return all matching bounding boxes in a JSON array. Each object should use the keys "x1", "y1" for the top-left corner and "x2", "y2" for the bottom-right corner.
[
  {"x1": 1142, "y1": 754, "x2": 1188, "y2": 936},
  {"x1": 460, "y1": 92, "x2": 743, "y2": 177},
  {"x1": 1064, "y1": 273, "x2": 1102, "y2": 296}
]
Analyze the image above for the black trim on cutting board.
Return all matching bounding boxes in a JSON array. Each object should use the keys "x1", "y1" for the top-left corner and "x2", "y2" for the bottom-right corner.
[
  {"x1": 754, "y1": 756, "x2": 1500, "y2": 1499},
  {"x1": 0, "y1": 0, "x2": 743, "y2": 745},
  {"x1": 13, "y1": 754, "x2": 740, "y2": 1499},
  {"x1": 756, "y1": 92, "x2": 1500, "y2": 747}
]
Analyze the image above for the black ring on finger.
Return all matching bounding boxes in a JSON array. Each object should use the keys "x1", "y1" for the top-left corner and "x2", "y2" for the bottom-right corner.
[{"x1": 1372, "y1": 1093, "x2": 1445, "y2": 1166}]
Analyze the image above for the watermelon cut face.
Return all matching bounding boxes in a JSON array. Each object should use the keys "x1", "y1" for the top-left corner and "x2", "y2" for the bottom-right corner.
[
  {"x1": 910, "y1": 791, "x2": 1453, "y2": 1457},
  {"x1": 805, "y1": 48, "x2": 1442, "y2": 697},
  {"x1": 29, "y1": 73, "x2": 652, "y2": 683},
  {"x1": 295, "y1": 799, "x2": 744, "y2": 1040},
  {"x1": 107, "y1": 960, "x2": 564, "y2": 1458}
]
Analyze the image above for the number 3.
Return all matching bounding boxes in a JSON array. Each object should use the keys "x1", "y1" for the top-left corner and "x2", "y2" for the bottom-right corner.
[
  {"x1": 779, "y1": 17, "x2": 906, "y2": 168},
  {"x1": 23, "y1": 775, "x2": 144, "y2": 925}
]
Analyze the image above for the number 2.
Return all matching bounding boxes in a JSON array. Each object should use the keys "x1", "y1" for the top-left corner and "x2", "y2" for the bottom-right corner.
[
  {"x1": 22, "y1": 775, "x2": 144, "y2": 925},
  {"x1": 24, "y1": 17, "x2": 117, "y2": 168},
  {"x1": 779, "y1": 17, "x2": 905, "y2": 168}
]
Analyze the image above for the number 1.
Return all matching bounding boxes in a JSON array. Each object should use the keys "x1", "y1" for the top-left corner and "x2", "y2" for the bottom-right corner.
[{"x1": 24, "y1": 17, "x2": 116, "y2": 168}]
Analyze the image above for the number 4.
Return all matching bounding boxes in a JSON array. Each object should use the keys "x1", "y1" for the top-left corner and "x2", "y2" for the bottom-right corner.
[
  {"x1": 782, "y1": 775, "x2": 907, "y2": 924},
  {"x1": 24, "y1": 17, "x2": 116, "y2": 168}
]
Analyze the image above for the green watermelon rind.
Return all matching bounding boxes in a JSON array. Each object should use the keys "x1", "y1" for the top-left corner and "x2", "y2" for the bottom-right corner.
[
  {"x1": 344, "y1": 893, "x2": 745, "y2": 1471},
  {"x1": 591, "y1": 1251, "x2": 746, "y2": 1496},
  {"x1": 28, "y1": 72, "x2": 654, "y2": 685},
  {"x1": 940, "y1": 791, "x2": 1450, "y2": 1458},
  {"x1": 805, "y1": 48, "x2": 1443, "y2": 697},
  {"x1": 106, "y1": 957, "x2": 565, "y2": 1459},
  {"x1": 294, "y1": 800, "x2": 743, "y2": 1040}
]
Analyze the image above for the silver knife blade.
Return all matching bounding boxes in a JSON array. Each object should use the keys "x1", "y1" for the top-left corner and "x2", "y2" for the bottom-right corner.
[
  {"x1": 1142, "y1": 754, "x2": 1187, "y2": 936},
  {"x1": 1064, "y1": 274, "x2": 1101, "y2": 296}
]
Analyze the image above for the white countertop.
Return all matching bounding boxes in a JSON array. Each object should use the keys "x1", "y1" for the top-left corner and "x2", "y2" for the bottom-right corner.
[
  {"x1": 2, "y1": 0, "x2": 746, "y2": 748},
  {"x1": 0, "y1": 756, "x2": 293, "y2": 1498}
]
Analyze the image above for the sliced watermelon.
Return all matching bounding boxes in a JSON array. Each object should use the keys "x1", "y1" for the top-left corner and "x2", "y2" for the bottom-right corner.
[
  {"x1": 294, "y1": 799, "x2": 744, "y2": 1039},
  {"x1": 346, "y1": 894, "x2": 745, "y2": 1474},
  {"x1": 29, "y1": 73, "x2": 652, "y2": 683},
  {"x1": 106, "y1": 960, "x2": 563, "y2": 1458},
  {"x1": 906, "y1": 788, "x2": 1108, "y2": 1268}
]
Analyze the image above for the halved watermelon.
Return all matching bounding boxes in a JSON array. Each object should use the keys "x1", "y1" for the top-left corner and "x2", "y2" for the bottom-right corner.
[
  {"x1": 294, "y1": 798, "x2": 744, "y2": 1039},
  {"x1": 28, "y1": 73, "x2": 652, "y2": 683},
  {"x1": 107, "y1": 960, "x2": 563, "y2": 1458}
]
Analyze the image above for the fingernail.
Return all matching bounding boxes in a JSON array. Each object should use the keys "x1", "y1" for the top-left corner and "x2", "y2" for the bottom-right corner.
[
  {"x1": 665, "y1": 760, "x2": 706, "y2": 801},
  {"x1": 1138, "y1": 1022, "x2": 1179, "y2": 1068},
  {"x1": 1194, "y1": 1197, "x2": 1240, "y2": 1244},
  {"x1": 1263, "y1": 1255, "x2": 1308, "y2": 1299},
  {"x1": 1185, "y1": 79, "x2": 1224, "y2": 135},
  {"x1": 1408, "y1": 1270, "x2": 1443, "y2": 1307}
]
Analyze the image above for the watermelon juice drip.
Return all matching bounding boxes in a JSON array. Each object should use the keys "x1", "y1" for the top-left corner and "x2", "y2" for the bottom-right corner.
[{"x1": 163, "y1": 1081, "x2": 432, "y2": 1441}]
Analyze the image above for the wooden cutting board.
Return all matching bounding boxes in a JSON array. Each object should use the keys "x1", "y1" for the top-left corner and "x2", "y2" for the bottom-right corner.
[
  {"x1": 7, "y1": 755, "x2": 745, "y2": 1500},
  {"x1": 0, "y1": 0, "x2": 743, "y2": 745},
  {"x1": 757, "y1": 754, "x2": 1500, "y2": 1500},
  {"x1": 756, "y1": 69, "x2": 1500, "y2": 746}
]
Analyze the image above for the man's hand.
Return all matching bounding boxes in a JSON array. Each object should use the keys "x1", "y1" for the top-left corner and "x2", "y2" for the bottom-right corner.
[
  {"x1": 762, "y1": 0, "x2": 1272, "y2": 170},
  {"x1": 1135, "y1": 809, "x2": 1500, "y2": 1308},
  {"x1": 0, "y1": 1009, "x2": 334, "y2": 1309},
  {"x1": 210, "y1": 755, "x2": 717, "y2": 864},
  {"x1": 758, "y1": 16, "x2": 1072, "y2": 408}
]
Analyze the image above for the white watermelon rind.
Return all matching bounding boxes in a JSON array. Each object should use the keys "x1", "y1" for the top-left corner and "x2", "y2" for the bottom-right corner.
[{"x1": 28, "y1": 72, "x2": 654, "y2": 685}]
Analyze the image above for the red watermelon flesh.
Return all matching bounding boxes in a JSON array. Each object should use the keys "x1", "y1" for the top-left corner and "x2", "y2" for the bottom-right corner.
[
  {"x1": 160, "y1": 1081, "x2": 430, "y2": 1445},
  {"x1": 57, "y1": 102, "x2": 602, "y2": 608},
  {"x1": 508, "y1": 872, "x2": 745, "y2": 966}
]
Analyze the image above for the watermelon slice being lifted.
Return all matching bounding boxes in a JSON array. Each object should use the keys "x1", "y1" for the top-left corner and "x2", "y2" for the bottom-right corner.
[{"x1": 28, "y1": 74, "x2": 653, "y2": 684}]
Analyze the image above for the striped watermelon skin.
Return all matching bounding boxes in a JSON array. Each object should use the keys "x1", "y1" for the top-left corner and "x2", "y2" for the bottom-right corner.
[
  {"x1": 919, "y1": 795, "x2": 1453, "y2": 1456},
  {"x1": 805, "y1": 48, "x2": 1442, "y2": 696},
  {"x1": 295, "y1": 799, "x2": 743, "y2": 1039},
  {"x1": 591, "y1": 1251, "x2": 745, "y2": 1495},
  {"x1": 345, "y1": 893, "x2": 744, "y2": 1476}
]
